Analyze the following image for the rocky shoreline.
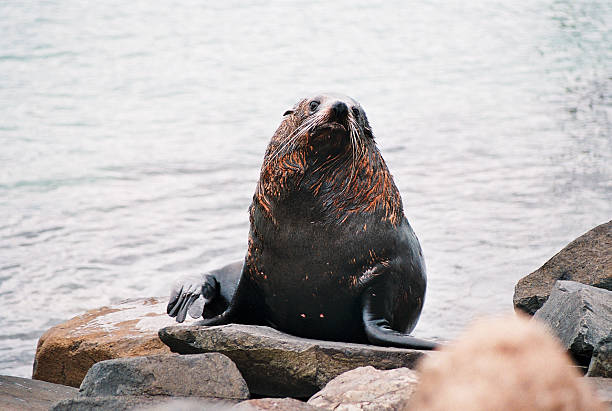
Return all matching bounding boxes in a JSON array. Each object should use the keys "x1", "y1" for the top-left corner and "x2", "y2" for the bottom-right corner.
[{"x1": 2, "y1": 220, "x2": 610, "y2": 410}]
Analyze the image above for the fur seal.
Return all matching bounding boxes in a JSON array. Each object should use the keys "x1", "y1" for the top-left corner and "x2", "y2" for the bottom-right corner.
[{"x1": 167, "y1": 94, "x2": 436, "y2": 350}]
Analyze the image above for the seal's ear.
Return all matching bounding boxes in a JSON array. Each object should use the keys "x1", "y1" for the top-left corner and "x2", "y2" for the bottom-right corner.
[
  {"x1": 361, "y1": 111, "x2": 374, "y2": 139},
  {"x1": 283, "y1": 109, "x2": 294, "y2": 116}
]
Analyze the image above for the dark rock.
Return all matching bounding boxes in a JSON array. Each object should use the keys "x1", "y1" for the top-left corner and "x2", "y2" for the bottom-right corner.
[
  {"x1": 534, "y1": 281, "x2": 612, "y2": 366},
  {"x1": 587, "y1": 335, "x2": 612, "y2": 378},
  {"x1": 307, "y1": 366, "x2": 419, "y2": 411},
  {"x1": 235, "y1": 398, "x2": 321, "y2": 411},
  {"x1": 159, "y1": 324, "x2": 427, "y2": 398},
  {"x1": 33, "y1": 297, "x2": 198, "y2": 387},
  {"x1": 0, "y1": 375, "x2": 77, "y2": 411},
  {"x1": 514, "y1": 220, "x2": 612, "y2": 315},
  {"x1": 79, "y1": 353, "x2": 249, "y2": 400}
]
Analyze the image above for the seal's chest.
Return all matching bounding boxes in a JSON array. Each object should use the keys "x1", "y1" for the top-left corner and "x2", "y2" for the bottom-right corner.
[{"x1": 254, "y1": 268, "x2": 364, "y2": 340}]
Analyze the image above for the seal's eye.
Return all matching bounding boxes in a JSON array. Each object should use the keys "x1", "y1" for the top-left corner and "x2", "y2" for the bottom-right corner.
[
  {"x1": 309, "y1": 101, "x2": 320, "y2": 112},
  {"x1": 352, "y1": 107, "x2": 360, "y2": 118}
]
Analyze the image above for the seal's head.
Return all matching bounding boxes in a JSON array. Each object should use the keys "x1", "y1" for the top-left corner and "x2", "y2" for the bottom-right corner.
[
  {"x1": 255, "y1": 93, "x2": 401, "y2": 226},
  {"x1": 267, "y1": 93, "x2": 373, "y2": 163}
]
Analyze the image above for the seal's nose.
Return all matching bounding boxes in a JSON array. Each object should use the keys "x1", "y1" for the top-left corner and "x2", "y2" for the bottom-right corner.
[{"x1": 331, "y1": 101, "x2": 348, "y2": 120}]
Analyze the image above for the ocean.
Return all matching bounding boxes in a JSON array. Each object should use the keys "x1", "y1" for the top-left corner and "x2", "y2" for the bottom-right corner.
[{"x1": 0, "y1": 0, "x2": 610, "y2": 377}]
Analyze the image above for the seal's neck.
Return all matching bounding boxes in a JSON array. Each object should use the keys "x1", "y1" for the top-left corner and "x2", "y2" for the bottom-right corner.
[{"x1": 254, "y1": 142, "x2": 403, "y2": 226}]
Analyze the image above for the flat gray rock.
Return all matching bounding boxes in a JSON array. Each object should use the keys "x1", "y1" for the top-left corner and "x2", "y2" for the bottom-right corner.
[
  {"x1": 308, "y1": 366, "x2": 419, "y2": 411},
  {"x1": 587, "y1": 335, "x2": 612, "y2": 378},
  {"x1": 52, "y1": 395, "x2": 236, "y2": 411},
  {"x1": 234, "y1": 398, "x2": 321, "y2": 410},
  {"x1": 0, "y1": 375, "x2": 77, "y2": 411},
  {"x1": 52, "y1": 396, "x2": 167, "y2": 411},
  {"x1": 534, "y1": 281, "x2": 612, "y2": 366},
  {"x1": 79, "y1": 353, "x2": 249, "y2": 400},
  {"x1": 159, "y1": 324, "x2": 427, "y2": 398},
  {"x1": 514, "y1": 220, "x2": 612, "y2": 315}
]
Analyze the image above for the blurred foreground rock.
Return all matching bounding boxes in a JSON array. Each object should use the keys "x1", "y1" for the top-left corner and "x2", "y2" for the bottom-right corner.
[
  {"x1": 514, "y1": 220, "x2": 611, "y2": 315},
  {"x1": 587, "y1": 378, "x2": 612, "y2": 407},
  {"x1": 409, "y1": 314, "x2": 607, "y2": 411},
  {"x1": 159, "y1": 323, "x2": 427, "y2": 398},
  {"x1": 51, "y1": 353, "x2": 248, "y2": 410},
  {"x1": 0, "y1": 375, "x2": 77, "y2": 411},
  {"x1": 534, "y1": 281, "x2": 612, "y2": 367},
  {"x1": 307, "y1": 366, "x2": 419, "y2": 411},
  {"x1": 33, "y1": 297, "x2": 197, "y2": 387}
]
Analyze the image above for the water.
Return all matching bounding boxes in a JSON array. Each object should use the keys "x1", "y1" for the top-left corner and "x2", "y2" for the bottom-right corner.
[{"x1": 0, "y1": 0, "x2": 610, "y2": 377}]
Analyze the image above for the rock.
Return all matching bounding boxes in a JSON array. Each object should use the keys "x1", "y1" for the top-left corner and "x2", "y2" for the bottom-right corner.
[
  {"x1": 586, "y1": 378, "x2": 612, "y2": 409},
  {"x1": 534, "y1": 281, "x2": 612, "y2": 366},
  {"x1": 33, "y1": 296, "x2": 198, "y2": 387},
  {"x1": 514, "y1": 220, "x2": 612, "y2": 315},
  {"x1": 587, "y1": 335, "x2": 612, "y2": 377},
  {"x1": 0, "y1": 375, "x2": 77, "y2": 411},
  {"x1": 409, "y1": 314, "x2": 607, "y2": 411},
  {"x1": 50, "y1": 353, "x2": 248, "y2": 410},
  {"x1": 307, "y1": 366, "x2": 419, "y2": 411},
  {"x1": 51, "y1": 396, "x2": 170, "y2": 411},
  {"x1": 57, "y1": 397, "x2": 318, "y2": 411},
  {"x1": 141, "y1": 398, "x2": 237, "y2": 411},
  {"x1": 78, "y1": 353, "x2": 249, "y2": 399},
  {"x1": 159, "y1": 324, "x2": 427, "y2": 398},
  {"x1": 52, "y1": 396, "x2": 236, "y2": 411},
  {"x1": 235, "y1": 398, "x2": 321, "y2": 411}
]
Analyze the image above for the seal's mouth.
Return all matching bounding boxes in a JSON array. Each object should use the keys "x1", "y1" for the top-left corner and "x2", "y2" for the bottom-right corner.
[{"x1": 312, "y1": 121, "x2": 348, "y2": 138}]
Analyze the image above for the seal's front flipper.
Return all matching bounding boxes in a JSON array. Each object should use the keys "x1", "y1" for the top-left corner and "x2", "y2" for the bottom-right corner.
[
  {"x1": 361, "y1": 288, "x2": 438, "y2": 350},
  {"x1": 167, "y1": 261, "x2": 245, "y2": 323},
  {"x1": 167, "y1": 273, "x2": 219, "y2": 323}
]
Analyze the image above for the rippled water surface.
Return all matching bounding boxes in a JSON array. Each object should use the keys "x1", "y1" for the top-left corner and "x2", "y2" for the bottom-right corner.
[{"x1": 1, "y1": 1, "x2": 610, "y2": 377}]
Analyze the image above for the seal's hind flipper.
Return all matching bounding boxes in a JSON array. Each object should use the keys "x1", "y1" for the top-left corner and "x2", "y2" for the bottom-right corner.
[{"x1": 361, "y1": 288, "x2": 437, "y2": 350}]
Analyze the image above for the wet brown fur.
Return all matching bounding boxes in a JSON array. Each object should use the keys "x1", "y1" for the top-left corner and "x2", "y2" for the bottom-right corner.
[{"x1": 254, "y1": 98, "x2": 402, "y2": 226}]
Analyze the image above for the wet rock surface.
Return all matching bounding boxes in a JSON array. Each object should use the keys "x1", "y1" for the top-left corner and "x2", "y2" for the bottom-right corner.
[
  {"x1": 307, "y1": 366, "x2": 419, "y2": 411},
  {"x1": 534, "y1": 280, "x2": 612, "y2": 366},
  {"x1": 79, "y1": 353, "x2": 249, "y2": 399},
  {"x1": 33, "y1": 297, "x2": 198, "y2": 387},
  {"x1": 514, "y1": 220, "x2": 612, "y2": 315},
  {"x1": 0, "y1": 375, "x2": 77, "y2": 411},
  {"x1": 159, "y1": 323, "x2": 427, "y2": 398}
]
